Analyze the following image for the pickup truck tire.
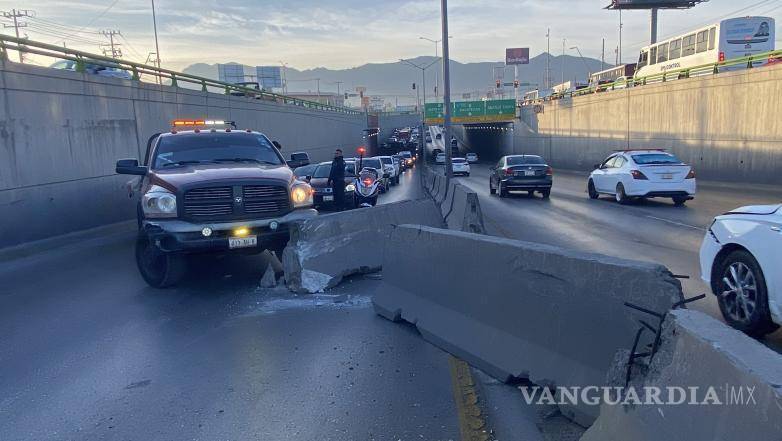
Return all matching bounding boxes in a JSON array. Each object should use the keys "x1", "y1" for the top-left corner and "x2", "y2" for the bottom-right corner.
[{"x1": 135, "y1": 232, "x2": 186, "y2": 288}]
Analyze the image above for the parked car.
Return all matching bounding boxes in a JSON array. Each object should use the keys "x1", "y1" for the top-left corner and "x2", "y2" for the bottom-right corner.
[
  {"x1": 489, "y1": 155, "x2": 552, "y2": 198},
  {"x1": 466, "y1": 153, "x2": 478, "y2": 163},
  {"x1": 50, "y1": 59, "x2": 132, "y2": 80},
  {"x1": 435, "y1": 153, "x2": 446, "y2": 164},
  {"x1": 700, "y1": 204, "x2": 782, "y2": 337},
  {"x1": 287, "y1": 152, "x2": 311, "y2": 169},
  {"x1": 293, "y1": 164, "x2": 318, "y2": 182},
  {"x1": 115, "y1": 120, "x2": 315, "y2": 288},
  {"x1": 588, "y1": 150, "x2": 696, "y2": 206},
  {"x1": 308, "y1": 162, "x2": 357, "y2": 210},
  {"x1": 451, "y1": 158, "x2": 470, "y2": 176}
]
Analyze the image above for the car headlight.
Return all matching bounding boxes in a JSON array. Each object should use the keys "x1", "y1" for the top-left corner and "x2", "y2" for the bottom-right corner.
[
  {"x1": 142, "y1": 185, "x2": 177, "y2": 218},
  {"x1": 291, "y1": 183, "x2": 313, "y2": 208},
  {"x1": 345, "y1": 183, "x2": 356, "y2": 192}
]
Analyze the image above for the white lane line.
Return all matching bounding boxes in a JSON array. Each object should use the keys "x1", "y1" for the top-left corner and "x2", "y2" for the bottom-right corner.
[{"x1": 644, "y1": 215, "x2": 706, "y2": 231}]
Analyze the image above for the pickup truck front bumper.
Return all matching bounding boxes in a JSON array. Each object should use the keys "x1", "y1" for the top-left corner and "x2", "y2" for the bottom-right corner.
[{"x1": 141, "y1": 208, "x2": 318, "y2": 253}]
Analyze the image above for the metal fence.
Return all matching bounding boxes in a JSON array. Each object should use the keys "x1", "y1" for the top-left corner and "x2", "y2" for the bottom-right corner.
[{"x1": 0, "y1": 35, "x2": 363, "y2": 116}]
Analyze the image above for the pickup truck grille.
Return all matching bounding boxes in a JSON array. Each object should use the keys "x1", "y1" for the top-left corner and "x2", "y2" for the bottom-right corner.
[{"x1": 182, "y1": 184, "x2": 291, "y2": 221}]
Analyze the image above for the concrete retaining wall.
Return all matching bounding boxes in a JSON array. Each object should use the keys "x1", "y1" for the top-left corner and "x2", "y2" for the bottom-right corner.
[
  {"x1": 508, "y1": 64, "x2": 782, "y2": 184},
  {"x1": 582, "y1": 309, "x2": 782, "y2": 441},
  {"x1": 373, "y1": 225, "x2": 683, "y2": 425},
  {"x1": 282, "y1": 199, "x2": 443, "y2": 293},
  {"x1": 0, "y1": 60, "x2": 366, "y2": 248}
]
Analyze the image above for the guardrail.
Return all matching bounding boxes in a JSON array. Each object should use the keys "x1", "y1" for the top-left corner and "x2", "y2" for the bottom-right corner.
[
  {"x1": 0, "y1": 35, "x2": 363, "y2": 115},
  {"x1": 522, "y1": 49, "x2": 782, "y2": 104}
]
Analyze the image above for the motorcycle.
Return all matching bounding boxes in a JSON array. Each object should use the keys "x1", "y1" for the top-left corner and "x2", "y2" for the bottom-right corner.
[{"x1": 353, "y1": 168, "x2": 381, "y2": 207}]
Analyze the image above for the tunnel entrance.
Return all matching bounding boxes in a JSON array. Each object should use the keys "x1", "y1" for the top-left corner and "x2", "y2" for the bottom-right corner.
[{"x1": 461, "y1": 122, "x2": 515, "y2": 161}]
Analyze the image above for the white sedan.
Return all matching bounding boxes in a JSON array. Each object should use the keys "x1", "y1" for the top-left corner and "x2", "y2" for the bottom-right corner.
[
  {"x1": 435, "y1": 153, "x2": 445, "y2": 164},
  {"x1": 587, "y1": 150, "x2": 696, "y2": 206},
  {"x1": 466, "y1": 153, "x2": 478, "y2": 163},
  {"x1": 700, "y1": 204, "x2": 782, "y2": 337},
  {"x1": 451, "y1": 158, "x2": 470, "y2": 176}
]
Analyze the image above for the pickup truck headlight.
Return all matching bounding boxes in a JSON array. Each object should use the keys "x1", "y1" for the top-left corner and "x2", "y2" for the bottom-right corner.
[
  {"x1": 291, "y1": 183, "x2": 313, "y2": 208},
  {"x1": 142, "y1": 185, "x2": 177, "y2": 218}
]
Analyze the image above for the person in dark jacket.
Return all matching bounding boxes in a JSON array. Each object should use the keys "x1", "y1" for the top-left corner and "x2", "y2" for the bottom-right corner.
[{"x1": 327, "y1": 149, "x2": 346, "y2": 211}]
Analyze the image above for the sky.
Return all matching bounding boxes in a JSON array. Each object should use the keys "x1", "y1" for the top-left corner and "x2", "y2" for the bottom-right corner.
[{"x1": 2, "y1": 0, "x2": 782, "y2": 71}]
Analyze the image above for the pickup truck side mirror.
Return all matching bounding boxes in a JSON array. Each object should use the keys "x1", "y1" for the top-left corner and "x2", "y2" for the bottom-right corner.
[{"x1": 116, "y1": 158, "x2": 148, "y2": 175}]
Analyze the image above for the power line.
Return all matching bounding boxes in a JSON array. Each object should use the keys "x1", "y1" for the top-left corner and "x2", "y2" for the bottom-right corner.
[
  {"x1": 2, "y1": 8, "x2": 34, "y2": 62},
  {"x1": 100, "y1": 29, "x2": 122, "y2": 58},
  {"x1": 75, "y1": 0, "x2": 121, "y2": 36}
]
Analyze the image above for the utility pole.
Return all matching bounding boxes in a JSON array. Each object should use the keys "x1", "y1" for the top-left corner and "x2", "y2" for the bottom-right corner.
[
  {"x1": 561, "y1": 38, "x2": 566, "y2": 85},
  {"x1": 619, "y1": 9, "x2": 623, "y2": 65},
  {"x1": 440, "y1": 0, "x2": 453, "y2": 181},
  {"x1": 2, "y1": 9, "x2": 34, "y2": 63},
  {"x1": 151, "y1": 0, "x2": 162, "y2": 84},
  {"x1": 334, "y1": 81, "x2": 343, "y2": 97},
  {"x1": 279, "y1": 61, "x2": 288, "y2": 94},
  {"x1": 650, "y1": 8, "x2": 659, "y2": 44},
  {"x1": 545, "y1": 28, "x2": 551, "y2": 89},
  {"x1": 601, "y1": 38, "x2": 605, "y2": 71},
  {"x1": 100, "y1": 29, "x2": 123, "y2": 59}
]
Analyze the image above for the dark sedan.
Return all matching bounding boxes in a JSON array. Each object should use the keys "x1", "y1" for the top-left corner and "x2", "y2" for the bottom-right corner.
[
  {"x1": 309, "y1": 162, "x2": 357, "y2": 210},
  {"x1": 489, "y1": 155, "x2": 553, "y2": 198}
]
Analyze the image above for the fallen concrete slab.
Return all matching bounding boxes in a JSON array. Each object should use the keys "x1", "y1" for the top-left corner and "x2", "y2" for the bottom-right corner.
[
  {"x1": 373, "y1": 225, "x2": 683, "y2": 425},
  {"x1": 581, "y1": 309, "x2": 782, "y2": 441},
  {"x1": 282, "y1": 199, "x2": 443, "y2": 293}
]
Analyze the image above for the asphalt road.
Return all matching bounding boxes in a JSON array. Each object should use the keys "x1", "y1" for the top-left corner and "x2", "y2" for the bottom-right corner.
[
  {"x1": 446, "y1": 162, "x2": 782, "y2": 349},
  {"x1": 0, "y1": 167, "x2": 468, "y2": 441}
]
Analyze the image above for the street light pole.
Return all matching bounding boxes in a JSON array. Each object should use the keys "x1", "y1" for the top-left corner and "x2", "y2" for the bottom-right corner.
[
  {"x1": 400, "y1": 57, "x2": 440, "y2": 166},
  {"x1": 569, "y1": 46, "x2": 591, "y2": 77},
  {"x1": 151, "y1": 0, "x2": 161, "y2": 85},
  {"x1": 440, "y1": 0, "x2": 453, "y2": 181}
]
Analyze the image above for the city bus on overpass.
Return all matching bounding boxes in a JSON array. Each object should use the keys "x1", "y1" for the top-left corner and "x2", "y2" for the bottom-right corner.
[{"x1": 635, "y1": 16, "x2": 776, "y2": 80}]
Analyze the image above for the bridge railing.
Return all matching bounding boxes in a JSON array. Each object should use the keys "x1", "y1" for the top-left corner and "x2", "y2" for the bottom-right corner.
[
  {"x1": 536, "y1": 49, "x2": 782, "y2": 101},
  {"x1": 0, "y1": 35, "x2": 363, "y2": 115}
]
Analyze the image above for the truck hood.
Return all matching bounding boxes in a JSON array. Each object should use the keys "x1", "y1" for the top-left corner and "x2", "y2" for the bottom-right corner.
[
  {"x1": 725, "y1": 204, "x2": 781, "y2": 216},
  {"x1": 150, "y1": 163, "x2": 293, "y2": 191}
]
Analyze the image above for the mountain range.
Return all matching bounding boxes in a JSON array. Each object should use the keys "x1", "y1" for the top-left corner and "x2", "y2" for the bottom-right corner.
[{"x1": 183, "y1": 53, "x2": 610, "y2": 103}]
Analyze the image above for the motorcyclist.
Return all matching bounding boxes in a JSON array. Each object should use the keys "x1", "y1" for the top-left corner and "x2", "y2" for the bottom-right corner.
[{"x1": 327, "y1": 149, "x2": 345, "y2": 211}]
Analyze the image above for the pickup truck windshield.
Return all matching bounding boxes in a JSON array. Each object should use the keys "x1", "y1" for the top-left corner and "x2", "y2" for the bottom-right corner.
[{"x1": 153, "y1": 133, "x2": 283, "y2": 169}]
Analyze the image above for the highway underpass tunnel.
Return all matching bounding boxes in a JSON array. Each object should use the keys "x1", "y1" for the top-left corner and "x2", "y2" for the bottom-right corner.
[{"x1": 461, "y1": 122, "x2": 514, "y2": 161}]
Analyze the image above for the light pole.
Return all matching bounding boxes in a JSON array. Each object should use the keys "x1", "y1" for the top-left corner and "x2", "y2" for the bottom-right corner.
[
  {"x1": 419, "y1": 35, "x2": 451, "y2": 99},
  {"x1": 440, "y1": 0, "x2": 453, "y2": 181},
  {"x1": 278, "y1": 61, "x2": 288, "y2": 94},
  {"x1": 569, "y1": 46, "x2": 591, "y2": 78},
  {"x1": 151, "y1": 0, "x2": 161, "y2": 85},
  {"x1": 401, "y1": 57, "x2": 440, "y2": 165}
]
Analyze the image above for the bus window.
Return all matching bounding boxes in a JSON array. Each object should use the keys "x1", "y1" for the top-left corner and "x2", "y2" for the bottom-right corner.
[
  {"x1": 696, "y1": 30, "x2": 708, "y2": 53},
  {"x1": 708, "y1": 27, "x2": 716, "y2": 50},
  {"x1": 682, "y1": 34, "x2": 696, "y2": 57},
  {"x1": 658, "y1": 43, "x2": 669, "y2": 63},
  {"x1": 669, "y1": 39, "x2": 682, "y2": 59},
  {"x1": 638, "y1": 50, "x2": 648, "y2": 68},
  {"x1": 650, "y1": 46, "x2": 658, "y2": 65}
]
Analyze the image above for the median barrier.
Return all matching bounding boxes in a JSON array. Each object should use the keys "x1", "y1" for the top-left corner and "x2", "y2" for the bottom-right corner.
[
  {"x1": 581, "y1": 309, "x2": 782, "y2": 441},
  {"x1": 282, "y1": 199, "x2": 443, "y2": 293},
  {"x1": 421, "y1": 166, "x2": 486, "y2": 234},
  {"x1": 372, "y1": 225, "x2": 683, "y2": 425}
]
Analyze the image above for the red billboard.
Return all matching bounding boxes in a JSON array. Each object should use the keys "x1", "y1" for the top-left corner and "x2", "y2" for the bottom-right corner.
[
  {"x1": 505, "y1": 48, "x2": 530, "y2": 65},
  {"x1": 606, "y1": 0, "x2": 706, "y2": 9}
]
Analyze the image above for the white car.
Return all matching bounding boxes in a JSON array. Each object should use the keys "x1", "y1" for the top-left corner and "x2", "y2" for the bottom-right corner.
[
  {"x1": 377, "y1": 156, "x2": 400, "y2": 185},
  {"x1": 451, "y1": 158, "x2": 471, "y2": 176},
  {"x1": 435, "y1": 153, "x2": 446, "y2": 164},
  {"x1": 700, "y1": 204, "x2": 782, "y2": 337},
  {"x1": 587, "y1": 150, "x2": 696, "y2": 205},
  {"x1": 466, "y1": 153, "x2": 478, "y2": 163}
]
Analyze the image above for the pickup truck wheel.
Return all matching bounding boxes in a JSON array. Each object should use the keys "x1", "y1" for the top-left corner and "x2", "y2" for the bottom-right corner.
[{"x1": 135, "y1": 233, "x2": 186, "y2": 288}]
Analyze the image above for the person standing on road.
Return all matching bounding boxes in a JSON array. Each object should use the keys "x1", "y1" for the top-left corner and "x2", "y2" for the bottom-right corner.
[{"x1": 328, "y1": 149, "x2": 346, "y2": 211}]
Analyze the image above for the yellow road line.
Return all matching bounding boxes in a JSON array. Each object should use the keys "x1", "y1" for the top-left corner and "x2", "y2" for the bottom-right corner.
[{"x1": 448, "y1": 355, "x2": 490, "y2": 441}]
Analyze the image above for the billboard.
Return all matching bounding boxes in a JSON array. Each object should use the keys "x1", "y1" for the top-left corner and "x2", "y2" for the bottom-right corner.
[
  {"x1": 256, "y1": 66, "x2": 282, "y2": 89},
  {"x1": 217, "y1": 64, "x2": 246, "y2": 84},
  {"x1": 505, "y1": 48, "x2": 530, "y2": 65},
  {"x1": 606, "y1": 0, "x2": 707, "y2": 9}
]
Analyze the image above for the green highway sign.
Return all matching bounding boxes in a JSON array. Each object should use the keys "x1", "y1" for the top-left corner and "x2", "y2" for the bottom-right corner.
[{"x1": 425, "y1": 99, "x2": 516, "y2": 124}]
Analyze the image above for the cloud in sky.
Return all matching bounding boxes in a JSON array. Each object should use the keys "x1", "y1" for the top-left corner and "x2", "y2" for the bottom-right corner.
[{"x1": 5, "y1": 0, "x2": 782, "y2": 70}]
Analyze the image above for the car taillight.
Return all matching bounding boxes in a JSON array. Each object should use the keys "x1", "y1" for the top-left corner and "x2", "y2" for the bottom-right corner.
[
  {"x1": 686, "y1": 169, "x2": 696, "y2": 179},
  {"x1": 504, "y1": 168, "x2": 514, "y2": 176},
  {"x1": 631, "y1": 170, "x2": 648, "y2": 180},
  {"x1": 546, "y1": 166, "x2": 553, "y2": 176}
]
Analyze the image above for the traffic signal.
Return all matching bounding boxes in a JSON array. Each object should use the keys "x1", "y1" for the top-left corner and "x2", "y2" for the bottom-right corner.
[
  {"x1": 514, "y1": 80, "x2": 520, "y2": 88},
  {"x1": 496, "y1": 80, "x2": 501, "y2": 88},
  {"x1": 412, "y1": 83, "x2": 416, "y2": 90},
  {"x1": 344, "y1": 92, "x2": 349, "y2": 99}
]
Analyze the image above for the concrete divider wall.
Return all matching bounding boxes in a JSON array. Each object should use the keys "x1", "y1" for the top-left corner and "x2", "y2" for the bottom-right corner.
[
  {"x1": 373, "y1": 225, "x2": 683, "y2": 425},
  {"x1": 0, "y1": 60, "x2": 366, "y2": 248},
  {"x1": 282, "y1": 199, "x2": 443, "y2": 293},
  {"x1": 513, "y1": 64, "x2": 782, "y2": 185},
  {"x1": 582, "y1": 309, "x2": 782, "y2": 441},
  {"x1": 421, "y1": 166, "x2": 486, "y2": 234}
]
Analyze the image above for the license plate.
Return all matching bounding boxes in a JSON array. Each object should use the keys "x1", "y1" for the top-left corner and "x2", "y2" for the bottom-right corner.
[
  {"x1": 323, "y1": 195, "x2": 334, "y2": 201},
  {"x1": 229, "y1": 236, "x2": 257, "y2": 249},
  {"x1": 524, "y1": 170, "x2": 536, "y2": 176},
  {"x1": 662, "y1": 173, "x2": 673, "y2": 180}
]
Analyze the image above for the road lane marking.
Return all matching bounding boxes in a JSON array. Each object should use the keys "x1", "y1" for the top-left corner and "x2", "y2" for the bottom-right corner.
[
  {"x1": 644, "y1": 215, "x2": 706, "y2": 232},
  {"x1": 448, "y1": 356, "x2": 490, "y2": 441}
]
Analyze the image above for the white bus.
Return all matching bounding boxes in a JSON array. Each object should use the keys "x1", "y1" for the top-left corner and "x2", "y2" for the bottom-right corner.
[{"x1": 634, "y1": 16, "x2": 775, "y2": 79}]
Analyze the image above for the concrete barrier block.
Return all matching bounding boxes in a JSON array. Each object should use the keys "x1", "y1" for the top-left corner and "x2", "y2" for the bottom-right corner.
[
  {"x1": 442, "y1": 183, "x2": 486, "y2": 234},
  {"x1": 282, "y1": 199, "x2": 443, "y2": 293},
  {"x1": 581, "y1": 309, "x2": 782, "y2": 441},
  {"x1": 373, "y1": 225, "x2": 683, "y2": 425}
]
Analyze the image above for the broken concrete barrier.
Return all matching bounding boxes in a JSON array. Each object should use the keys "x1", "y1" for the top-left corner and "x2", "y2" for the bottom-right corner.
[
  {"x1": 373, "y1": 225, "x2": 683, "y2": 425},
  {"x1": 581, "y1": 309, "x2": 782, "y2": 441},
  {"x1": 282, "y1": 199, "x2": 443, "y2": 293},
  {"x1": 422, "y1": 166, "x2": 486, "y2": 234}
]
